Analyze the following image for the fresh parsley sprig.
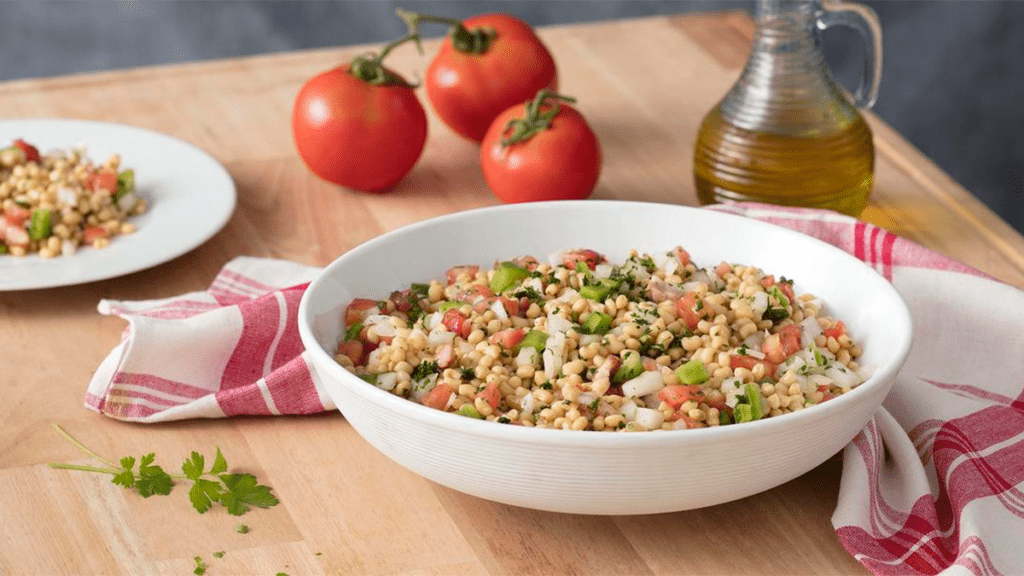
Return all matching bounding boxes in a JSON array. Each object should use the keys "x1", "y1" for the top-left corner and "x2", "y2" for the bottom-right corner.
[{"x1": 48, "y1": 424, "x2": 279, "y2": 516}]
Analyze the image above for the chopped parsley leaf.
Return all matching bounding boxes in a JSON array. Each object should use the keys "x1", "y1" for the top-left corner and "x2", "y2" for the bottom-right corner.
[{"x1": 411, "y1": 360, "x2": 440, "y2": 381}]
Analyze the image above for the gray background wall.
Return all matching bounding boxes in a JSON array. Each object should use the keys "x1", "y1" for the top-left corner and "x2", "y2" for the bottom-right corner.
[{"x1": 2, "y1": 1, "x2": 1021, "y2": 232}]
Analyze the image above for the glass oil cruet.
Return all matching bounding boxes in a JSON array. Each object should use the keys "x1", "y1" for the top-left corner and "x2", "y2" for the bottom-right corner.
[{"x1": 693, "y1": 0, "x2": 882, "y2": 216}]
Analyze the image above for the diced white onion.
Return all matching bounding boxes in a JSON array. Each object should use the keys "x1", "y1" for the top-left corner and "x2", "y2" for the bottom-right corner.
[
  {"x1": 520, "y1": 394, "x2": 536, "y2": 414},
  {"x1": 490, "y1": 299, "x2": 508, "y2": 320},
  {"x1": 779, "y1": 354, "x2": 805, "y2": 374},
  {"x1": 556, "y1": 288, "x2": 579, "y2": 303},
  {"x1": 117, "y1": 191, "x2": 138, "y2": 212},
  {"x1": 410, "y1": 373, "x2": 438, "y2": 400},
  {"x1": 619, "y1": 399, "x2": 638, "y2": 421},
  {"x1": 578, "y1": 392, "x2": 598, "y2": 407},
  {"x1": 370, "y1": 322, "x2": 396, "y2": 339},
  {"x1": 808, "y1": 374, "x2": 833, "y2": 387},
  {"x1": 621, "y1": 371, "x2": 665, "y2": 398},
  {"x1": 546, "y1": 314, "x2": 572, "y2": 334},
  {"x1": 374, "y1": 372, "x2": 398, "y2": 391},
  {"x1": 691, "y1": 270, "x2": 711, "y2": 285},
  {"x1": 366, "y1": 348, "x2": 383, "y2": 368},
  {"x1": 799, "y1": 318, "x2": 822, "y2": 347},
  {"x1": 546, "y1": 249, "x2": 567, "y2": 266},
  {"x1": 594, "y1": 264, "x2": 614, "y2": 279},
  {"x1": 664, "y1": 258, "x2": 679, "y2": 276},
  {"x1": 681, "y1": 281, "x2": 706, "y2": 293},
  {"x1": 543, "y1": 331, "x2": 566, "y2": 378},
  {"x1": 57, "y1": 187, "x2": 77, "y2": 206},
  {"x1": 523, "y1": 277, "x2": 544, "y2": 292},
  {"x1": 422, "y1": 312, "x2": 442, "y2": 330},
  {"x1": 633, "y1": 407, "x2": 665, "y2": 430},
  {"x1": 742, "y1": 331, "x2": 765, "y2": 351},
  {"x1": 364, "y1": 314, "x2": 391, "y2": 326},
  {"x1": 742, "y1": 348, "x2": 766, "y2": 360},
  {"x1": 579, "y1": 334, "x2": 601, "y2": 347},
  {"x1": 641, "y1": 392, "x2": 661, "y2": 409},
  {"x1": 720, "y1": 377, "x2": 744, "y2": 408},
  {"x1": 751, "y1": 292, "x2": 769, "y2": 316},
  {"x1": 516, "y1": 347, "x2": 539, "y2": 367},
  {"x1": 457, "y1": 341, "x2": 474, "y2": 355},
  {"x1": 427, "y1": 330, "x2": 455, "y2": 347},
  {"x1": 825, "y1": 365, "x2": 861, "y2": 388}
]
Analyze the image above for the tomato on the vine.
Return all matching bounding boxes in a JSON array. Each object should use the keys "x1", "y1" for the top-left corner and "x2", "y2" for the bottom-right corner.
[
  {"x1": 399, "y1": 9, "x2": 557, "y2": 143},
  {"x1": 292, "y1": 34, "x2": 427, "y2": 192},
  {"x1": 480, "y1": 90, "x2": 601, "y2": 204}
]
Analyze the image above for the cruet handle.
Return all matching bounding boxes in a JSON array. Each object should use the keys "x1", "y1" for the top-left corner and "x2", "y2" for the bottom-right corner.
[{"x1": 816, "y1": 0, "x2": 883, "y2": 109}]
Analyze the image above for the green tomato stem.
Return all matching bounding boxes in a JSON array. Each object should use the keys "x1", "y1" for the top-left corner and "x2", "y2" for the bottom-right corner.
[
  {"x1": 500, "y1": 89, "x2": 578, "y2": 148},
  {"x1": 348, "y1": 31, "x2": 422, "y2": 86},
  {"x1": 395, "y1": 8, "x2": 496, "y2": 54}
]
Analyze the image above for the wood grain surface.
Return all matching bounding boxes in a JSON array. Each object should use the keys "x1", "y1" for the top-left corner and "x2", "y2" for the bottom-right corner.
[{"x1": 2, "y1": 12, "x2": 1022, "y2": 576}]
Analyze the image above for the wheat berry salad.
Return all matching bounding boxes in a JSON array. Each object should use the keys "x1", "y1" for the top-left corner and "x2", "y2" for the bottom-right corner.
[
  {"x1": 0, "y1": 139, "x2": 145, "y2": 258},
  {"x1": 334, "y1": 248, "x2": 871, "y2": 432}
]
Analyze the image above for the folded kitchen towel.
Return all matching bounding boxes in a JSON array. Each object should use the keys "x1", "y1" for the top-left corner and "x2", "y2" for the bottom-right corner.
[{"x1": 86, "y1": 202, "x2": 1024, "y2": 576}]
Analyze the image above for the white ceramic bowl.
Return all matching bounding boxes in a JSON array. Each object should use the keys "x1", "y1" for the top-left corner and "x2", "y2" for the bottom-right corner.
[{"x1": 298, "y1": 201, "x2": 912, "y2": 515}]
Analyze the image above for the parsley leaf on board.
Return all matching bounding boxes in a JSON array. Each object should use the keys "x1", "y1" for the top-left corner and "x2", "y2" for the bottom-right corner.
[{"x1": 48, "y1": 425, "x2": 279, "y2": 517}]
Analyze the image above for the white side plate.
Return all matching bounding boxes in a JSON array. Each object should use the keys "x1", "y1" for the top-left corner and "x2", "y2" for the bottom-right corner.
[{"x1": 0, "y1": 119, "x2": 236, "y2": 291}]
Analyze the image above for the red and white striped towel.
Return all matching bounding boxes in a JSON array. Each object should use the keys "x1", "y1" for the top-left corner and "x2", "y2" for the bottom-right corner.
[{"x1": 86, "y1": 203, "x2": 1024, "y2": 575}]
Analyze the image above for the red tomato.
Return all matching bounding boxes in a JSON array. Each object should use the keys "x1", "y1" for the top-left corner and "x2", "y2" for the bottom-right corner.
[
  {"x1": 778, "y1": 281, "x2": 795, "y2": 303},
  {"x1": 481, "y1": 93, "x2": 601, "y2": 203},
  {"x1": 345, "y1": 298, "x2": 381, "y2": 325},
  {"x1": 729, "y1": 355, "x2": 777, "y2": 378},
  {"x1": 445, "y1": 265, "x2": 480, "y2": 285},
  {"x1": 498, "y1": 296, "x2": 521, "y2": 317},
  {"x1": 760, "y1": 275, "x2": 776, "y2": 288},
  {"x1": 714, "y1": 261, "x2": 732, "y2": 277},
  {"x1": 292, "y1": 64, "x2": 427, "y2": 192},
  {"x1": 83, "y1": 226, "x2": 109, "y2": 244},
  {"x1": 824, "y1": 321, "x2": 846, "y2": 340},
  {"x1": 3, "y1": 206, "x2": 31, "y2": 228},
  {"x1": 490, "y1": 328, "x2": 526, "y2": 349},
  {"x1": 562, "y1": 249, "x2": 605, "y2": 271},
  {"x1": 457, "y1": 284, "x2": 494, "y2": 303},
  {"x1": 674, "y1": 293, "x2": 705, "y2": 331},
  {"x1": 512, "y1": 255, "x2": 539, "y2": 271},
  {"x1": 92, "y1": 170, "x2": 117, "y2": 194},
  {"x1": 778, "y1": 325, "x2": 802, "y2": 357},
  {"x1": 442, "y1": 309, "x2": 472, "y2": 339},
  {"x1": 422, "y1": 384, "x2": 453, "y2": 410},
  {"x1": 674, "y1": 247, "x2": 691, "y2": 267},
  {"x1": 424, "y1": 13, "x2": 557, "y2": 142},
  {"x1": 658, "y1": 385, "x2": 700, "y2": 410},
  {"x1": 12, "y1": 139, "x2": 39, "y2": 162},
  {"x1": 436, "y1": 344, "x2": 455, "y2": 369},
  {"x1": 761, "y1": 334, "x2": 786, "y2": 364},
  {"x1": 336, "y1": 340, "x2": 366, "y2": 366},
  {"x1": 476, "y1": 382, "x2": 502, "y2": 409}
]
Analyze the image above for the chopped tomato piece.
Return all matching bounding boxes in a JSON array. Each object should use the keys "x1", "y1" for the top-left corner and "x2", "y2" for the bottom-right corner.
[
  {"x1": 562, "y1": 249, "x2": 604, "y2": 271},
  {"x1": 345, "y1": 298, "x2": 380, "y2": 325},
  {"x1": 704, "y1": 392, "x2": 727, "y2": 411},
  {"x1": 674, "y1": 247, "x2": 691, "y2": 266},
  {"x1": 499, "y1": 296, "x2": 521, "y2": 317},
  {"x1": 336, "y1": 340, "x2": 365, "y2": 366},
  {"x1": 778, "y1": 281, "x2": 795, "y2": 303},
  {"x1": 778, "y1": 324, "x2": 802, "y2": 357},
  {"x1": 761, "y1": 333, "x2": 786, "y2": 364},
  {"x1": 442, "y1": 309, "x2": 472, "y2": 339},
  {"x1": 729, "y1": 354, "x2": 777, "y2": 378},
  {"x1": 445, "y1": 265, "x2": 480, "y2": 285},
  {"x1": 3, "y1": 225, "x2": 28, "y2": 246},
  {"x1": 457, "y1": 283, "x2": 493, "y2": 303},
  {"x1": 92, "y1": 170, "x2": 118, "y2": 194},
  {"x1": 388, "y1": 289, "x2": 415, "y2": 313},
  {"x1": 715, "y1": 261, "x2": 732, "y2": 277},
  {"x1": 491, "y1": 328, "x2": 526, "y2": 349},
  {"x1": 658, "y1": 384, "x2": 700, "y2": 409},
  {"x1": 476, "y1": 382, "x2": 502, "y2": 409},
  {"x1": 83, "y1": 226, "x2": 110, "y2": 244},
  {"x1": 3, "y1": 206, "x2": 31, "y2": 227},
  {"x1": 641, "y1": 357, "x2": 659, "y2": 372},
  {"x1": 673, "y1": 293, "x2": 706, "y2": 331},
  {"x1": 422, "y1": 384, "x2": 453, "y2": 410},
  {"x1": 12, "y1": 139, "x2": 39, "y2": 162},
  {"x1": 512, "y1": 255, "x2": 539, "y2": 271},
  {"x1": 759, "y1": 275, "x2": 775, "y2": 288},
  {"x1": 666, "y1": 412, "x2": 701, "y2": 427},
  {"x1": 824, "y1": 321, "x2": 846, "y2": 340}
]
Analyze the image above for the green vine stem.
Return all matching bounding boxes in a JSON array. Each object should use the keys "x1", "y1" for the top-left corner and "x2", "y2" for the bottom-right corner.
[
  {"x1": 500, "y1": 90, "x2": 577, "y2": 148},
  {"x1": 348, "y1": 31, "x2": 423, "y2": 86},
  {"x1": 396, "y1": 8, "x2": 497, "y2": 54}
]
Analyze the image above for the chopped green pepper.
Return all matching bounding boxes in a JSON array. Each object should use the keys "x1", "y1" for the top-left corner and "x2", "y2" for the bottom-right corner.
[
  {"x1": 675, "y1": 359, "x2": 709, "y2": 385},
  {"x1": 579, "y1": 278, "x2": 620, "y2": 302},
  {"x1": 581, "y1": 311, "x2": 613, "y2": 335},
  {"x1": 115, "y1": 169, "x2": 135, "y2": 201},
  {"x1": 514, "y1": 329, "x2": 548, "y2": 353},
  {"x1": 763, "y1": 308, "x2": 789, "y2": 321},
  {"x1": 734, "y1": 404, "x2": 754, "y2": 423},
  {"x1": 490, "y1": 262, "x2": 530, "y2": 294},
  {"x1": 457, "y1": 404, "x2": 484, "y2": 419},
  {"x1": 438, "y1": 300, "x2": 469, "y2": 312},
  {"x1": 0, "y1": 244, "x2": 7, "y2": 255},
  {"x1": 29, "y1": 209, "x2": 51, "y2": 241},
  {"x1": 743, "y1": 383, "x2": 765, "y2": 420},
  {"x1": 768, "y1": 285, "x2": 790, "y2": 308},
  {"x1": 344, "y1": 322, "x2": 363, "y2": 341},
  {"x1": 613, "y1": 350, "x2": 643, "y2": 383}
]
